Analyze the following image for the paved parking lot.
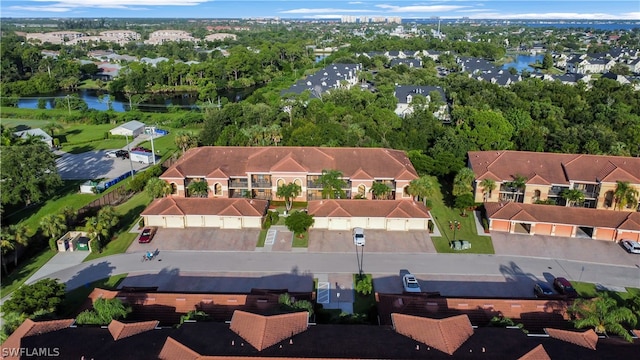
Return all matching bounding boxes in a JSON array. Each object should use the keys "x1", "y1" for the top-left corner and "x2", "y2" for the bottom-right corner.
[
  {"x1": 127, "y1": 228, "x2": 261, "y2": 253},
  {"x1": 491, "y1": 232, "x2": 639, "y2": 266},
  {"x1": 56, "y1": 150, "x2": 149, "y2": 180},
  {"x1": 308, "y1": 229, "x2": 435, "y2": 253}
]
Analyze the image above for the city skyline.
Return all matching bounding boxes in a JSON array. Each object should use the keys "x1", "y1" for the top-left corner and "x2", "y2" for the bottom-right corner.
[{"x1": 2, "y1": 0, "x2": 640, "y2": 20}]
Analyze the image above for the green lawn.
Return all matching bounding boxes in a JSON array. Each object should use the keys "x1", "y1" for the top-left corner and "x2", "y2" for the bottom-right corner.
[
  {"x1": 84, "y1": 191, "x2": 152, "y2": 261},
  {"x1": 352, "y1": 274, "x2": 376, "y2": 314},
  {"x1": 427, "y1": 180, "x2": 495, "y2": 254},
  {"x1": 257, "y1": 229, "x2": 267, "y2": 247},
  {"x1": 571, "y1": 281, "x2": 640, "y2": 301},
  {"x1": 292, "y1": 231, "x2": 309, "y2": 248},
  {"x1": 0, "y1": 248, "x2": 57, "y2": 297},
  {"x1": 59, "y1": 273, "x2": 128, "y2": 317}
]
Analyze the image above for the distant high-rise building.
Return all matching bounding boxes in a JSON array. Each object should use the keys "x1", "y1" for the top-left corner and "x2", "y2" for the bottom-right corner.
[{"x1": 341, "y1": 15, "x2": 357, "y2": 23}]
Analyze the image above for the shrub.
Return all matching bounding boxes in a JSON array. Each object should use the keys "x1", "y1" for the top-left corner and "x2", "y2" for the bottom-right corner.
[
  {"x1": 263, "y1": 218, "x2": 271, "y2": 230},
  {"x1": 90, "y1": 238, "x2": 102, "y2": 253},
  {"x1": 75, "y1": 298, "x2": 131, "y2": 325},
  {"x1": 355, "y1": 276, "x2": 373, "y2": 296},
  {"x1": 179, "y1": 310, "x2": 209, "y2": 325},
  {"x1": 268, "y1": 210, "x2": 279, "y2": 224},
  {"x1": 49, "y1": 237, "x2": 58, "y2": 251}
]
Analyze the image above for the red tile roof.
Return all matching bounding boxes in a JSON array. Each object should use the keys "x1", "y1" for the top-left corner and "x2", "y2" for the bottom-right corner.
[
  {"x1": 158, "y1": 336, "x2": 201, "y2": 360},
  {"x1": 469, "y1": 151, "x2": 640, "y2": 184},
  {"x1": 518, "y1": 344, "x2": 551, "y2": 360},
  {"x1": 391, "y1": 313, "x2": 474, "y2": 355},
  {"x1": 545, "y1": 328, "x2": 598, "y2": 350},
  {"x1": 230, "y1": 311, "x2": 308, "y2": 351},
  {"x1": 486, "y1": 202, "x2": 640, "y2": 230},
  {"x1": 141, "y1": 198, "x2": 268, "y2": 217},
  {"x1": 0, "y1": 319, "x2": 75, "y2": 360},
  {"x1": 108, "y1": 320, "x2": 159, "y2": 341},
  {"x1": 160, "y1": 147, "x2": 418, "y2": 181},
  {"x1": 308, "y1": 200, "x2": 431, "y2": 219}
]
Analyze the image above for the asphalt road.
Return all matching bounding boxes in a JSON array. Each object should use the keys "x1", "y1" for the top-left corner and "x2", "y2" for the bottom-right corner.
[{"x1": 38, "y1": 251, "x2": 640, "y2": 294}]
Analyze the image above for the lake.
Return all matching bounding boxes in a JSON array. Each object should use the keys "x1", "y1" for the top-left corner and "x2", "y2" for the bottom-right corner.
[
  {"x1": 502, "y1": 54, "x2": 544, "y2": 73},
  {"x1": 16, "y1": 86, "x2": 260, "y2": 113}
]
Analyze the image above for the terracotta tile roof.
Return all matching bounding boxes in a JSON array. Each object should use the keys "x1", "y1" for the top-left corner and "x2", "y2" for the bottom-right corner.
[
  {"x1": 108, "y1": 320, "x2": 159, "y2": 341},
  {"x1": 308, "y1": 200, "x2": 431, "y2": 219},
  {"x1": 160, "y1": 147, "x2": 418, "y2": 181},
  {"x1": 229, "y1": 310, "x2": 308, "y2": 351},
  {"x1": 158, "y1": 336, "x2": 201, "y2": 360},
  {"x1": 468, "y1": 151, "x2": 640, "y2": 184},
  {"x1": 141, "y1": 198, "x2": 268, "y2": 217},
  {"x1": 518, "y1": 344, "x2": 551, "y2": 360},
  {"x1": 391, "y1": 313, "x2": 474, "y2": 355},
  {"x1": 633, "y1": 329, "x2": 640, "y2": 338},
  {"x1": 545, "y1": 328, "x2": 598, "y2": 350},
  {"x1": 485, "y1": 202, "x2": 640, "y2": 229},
  {"x1": 1, "y1": 319, "x2": 75, "y2": 359}
]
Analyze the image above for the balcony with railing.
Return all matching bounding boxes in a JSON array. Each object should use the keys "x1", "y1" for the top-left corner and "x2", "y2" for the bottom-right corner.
[
  {"x1": 229, "y1": 178, "x2": 249, "y2": 189},
  {"x1": 547, "y1": 185, "x2": 570, "y2": 197},
  {"x1": 573, "y1": 184, "x2": 599, "y2": 199},
  {"x1": 251, "y1": 175, "x2": 272, "y2": 189}
]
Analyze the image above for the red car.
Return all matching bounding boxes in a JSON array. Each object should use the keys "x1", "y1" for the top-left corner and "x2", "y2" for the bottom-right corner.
[
  {"x1": 138, "y1": 227, "x2": 157, "y2": 243},
  {"x1": 553, "y1": 277, "x2": 578, "y2": 298},
  {"x1": 131, "y1": 147, "x2": 152, "y2": 153}
]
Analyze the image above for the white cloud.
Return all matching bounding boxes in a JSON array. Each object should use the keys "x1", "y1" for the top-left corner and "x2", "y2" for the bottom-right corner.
[
  {"x1": 375, "y1": 4, "x2": 468, "y2": 13},
  {"x1": 462, "y1": 12, "x2": 638, "y2": 20},
  {"x1": 347, "y1": 1, "x2": 363, "y2": 4},
  {"x1": 8, "y1": 5, "x2": 72, "y2": 12},
  {"x1": 30, "y1": 0, "x2": 210, "y2": 7},
  {"x1": 281, "y1": 8, "x2": 378, "y2": 14}
]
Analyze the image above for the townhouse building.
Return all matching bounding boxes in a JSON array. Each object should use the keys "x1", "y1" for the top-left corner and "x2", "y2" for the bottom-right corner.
[
  {"x1": 281, "y1": 63, "x2": 361, "y2": 98},
  {"x1": 393, "y1": 85, "x2": 449, "y2": 121},
  {"x1": 144, "y1": 30, "x2": 195, "y2": 45}
]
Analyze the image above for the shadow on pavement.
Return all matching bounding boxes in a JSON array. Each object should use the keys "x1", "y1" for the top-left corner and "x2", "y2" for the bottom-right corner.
[{"x1": 65, "y1": 261, "x2": 116, "y2": 291}]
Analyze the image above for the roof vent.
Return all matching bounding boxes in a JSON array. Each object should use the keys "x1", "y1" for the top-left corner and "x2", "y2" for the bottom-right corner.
[{"x1": 249, "y1": 200, "x2": 253, "y2": 204}]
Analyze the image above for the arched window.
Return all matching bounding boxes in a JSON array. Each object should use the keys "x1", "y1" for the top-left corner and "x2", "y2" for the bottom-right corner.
[
  {"x1": 403, "y1": 185, "x2": 410, "y2": 197},
  {"x1": 358, "y1": 185, "x2": 366, "y2": 197},
  {"x1": 294, "y1": 178, "x2": 302, "y2": 187},
  {"x1": 214, "y1": 183, "x2": 222, "y2": 196},
  {"x1": 171, "y1": 183, "x2": 178, "y2": 195},
  {"x1": 277, "y1": 178, "x2": 285, "y2": 188},
  {"x1": 533, "y1": 190, "x2": 541, "y2": 202}
]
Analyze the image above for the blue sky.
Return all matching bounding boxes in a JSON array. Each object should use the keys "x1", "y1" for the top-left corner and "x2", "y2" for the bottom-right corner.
[{"x1": 2, "y1": 1, "x2": 639, "y2": 20}]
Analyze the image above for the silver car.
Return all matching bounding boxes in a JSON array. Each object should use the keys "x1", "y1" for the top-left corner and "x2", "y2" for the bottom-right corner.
[{"x1": 621, "y1": 240, "x2": 640, "y2": 254}]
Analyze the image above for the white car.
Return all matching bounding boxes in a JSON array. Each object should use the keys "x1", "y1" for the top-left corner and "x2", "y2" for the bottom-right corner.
[
  {"x1": 353, "y1": 227, "x2": 365, "y2": 246},
  {"x1": 402, "y1": 274, "x2": 422, "y2": 293},
  {"x1": 105, "y1": 150, "x2": 118, "y2": 158},
  {"x1": 621, "y1": 240, "x2": 640, "y2": 254}
]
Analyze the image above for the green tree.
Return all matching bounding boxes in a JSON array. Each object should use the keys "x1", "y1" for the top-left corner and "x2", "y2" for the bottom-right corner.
[
  {"x1": 561, "y1": 188, "x2": 586, "y2": 207},
  {"x1": 479, "y1": 178, "x2": 496, "y2": 202},
  {"x1": 145, "y1": 177, "x2": 172, "y2": 199},
  {"x1": 407, "y1": 176, "x2": 437, "y2": 206},
  {"x1": 370, "y1": 182, "x2": 391, "y2": 200},
  {"x1": 355, "y1": 275, "x2": 373, "y2": 295},
  {"x1": 43, "y1": 122, "x2": 64, "y2": 138},
  {"x1": 75, "y1": 297, "x2": 132, "y2": 325},
  {"x1": 284, "y1": 211, "x2": 314, "y2": 237},
  {"x1": 569, "y1": 293, "x2": 637, "y2": 342},
  {"x1": 85, "y1": 206, "x2": 120, "y2": 250},
  {"x1": 1, "y1": 278, "x2": 65, "y2": 316},
  {"x1": 174, "y1": 131, "x2": 198, "y2": 154},
  {"x1": 1, "y1": 143, "x2": 62, "y2": 207},
  {"x1": 613, "y1": 181, "x2": 639, "y2": 211},
  {"x1": 3, "y1": 224, "x2": 31, "y2": 267},
  {"x1": 318, "y1": 169, "x2": 347, "y2": 199},
  {"x1": 455, "y1": 192, "x2": 476, "y2": 216},
  {"x1": 505, "y1": 175, "x2": 528, "y2": 203},
  {"x1": 452, "y1": 167, "x2": 476, "y2": 197},
  {"x1": 542, "y1": 52, "x2": 553, "y2": 70},
  {"x1": 40, "y1": 214, "x2": 67, "y2": 251},
  {"x1": 276, "y1": 182, "x2": 302, "y2": 212},
  {"x1": 187, "y1": 180, "x2": 209, "y2": 198}
]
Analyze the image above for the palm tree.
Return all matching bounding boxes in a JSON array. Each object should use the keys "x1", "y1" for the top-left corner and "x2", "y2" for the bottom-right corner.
[
  {"x1": 569, "y1": 293, "x2": 637, "y2": 342},
  {"x1": 187, "y1": 180, "x2": 209, "y2": 198},
  {"x1": 276, "y1": 182, "x2": 302, "y2": 212},
  {"x1": 174, "y1": 131, "x2": 198, "y2": 154},
  {"x1": 407, "y1": 176, "x2": 437, "y2": 206},
  {"x1": 370, "y1": 182, "x2": 391, "y2": 200},
  {"x1": 40, "y1": 214, "x2": 67, "y2": 243},
  {"x1": 561, "y1": 188, "x2": 586, "y2": 207},
  {"x1": 452, "y1": 167, "x2": 475, "y2": 197},
  {"x1": 145, "y1": 177, "x2": 172, "y2": 199},
  {"x1": 43, "y1": 122, "x2": 64, "y2": 138},
  {"x1": 85, "y1": 206, "x2": 120, "y2": 250},
  {"x1": 318, "y1": 169, "x2": 347, "y2": 199},
  {"x1": 0, "y1": 228, "x2": 17, "y2": 275},
  {"x1": 479, "y1": 178, "x2": 496, "y2": 202},
  {"x1": 7, "y1": 224, "x2": 30, "y2": 266},
  {"x1": 613, "y1": 181, "x2": 639, "y2": 211},
  {"x1": 505, "y1": 175, "x2": 527, "y2": 203}
]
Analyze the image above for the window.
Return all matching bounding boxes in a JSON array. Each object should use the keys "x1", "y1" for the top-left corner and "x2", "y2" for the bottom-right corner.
[
  {"x1": 403, "y1": 185, "x2": 410, "y2": 198},
  {"x1": 358, "y1": 185, "x2": 366, "y2": 197},
  {"x1": 214, "y1": 183, "x2": 222, "y2": 196},
  {"x1": 277, "y1": 179, "x2": 285, "y2": 188}
]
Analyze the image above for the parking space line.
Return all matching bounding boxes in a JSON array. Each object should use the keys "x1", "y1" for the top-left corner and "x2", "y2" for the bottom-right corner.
[
  {"x1": 265, "y1": 228, "x2": 277, "y2": 245},
  {"x1": 317, "y1": 282, "x2": 330, "y2": 304}
]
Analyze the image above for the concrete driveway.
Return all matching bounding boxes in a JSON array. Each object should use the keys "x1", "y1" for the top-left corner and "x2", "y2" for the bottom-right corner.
[
  {"x1": 25, "y1": 251, "x2": 89, "y2": 284},
  {"x1": 308, "y1": 229, "x2": 435, "y2": 253},
  {"x1": 56, "y1": 150, "x2": 149, "y2": 180},
  {"x1": 491, "y1": 232, "x2": 639, "y2": 266},
  {"x1": 127, "y1": 228, "x2": 261, "y2": 252}
]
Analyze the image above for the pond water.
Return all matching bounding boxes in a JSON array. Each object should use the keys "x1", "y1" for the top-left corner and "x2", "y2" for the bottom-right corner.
[
  {"x1": 16, "y1": 86, "x2": 260, "y2": 113},
  {"x1": 502, "y1": 54, "x2": 544, "y2": 73}
]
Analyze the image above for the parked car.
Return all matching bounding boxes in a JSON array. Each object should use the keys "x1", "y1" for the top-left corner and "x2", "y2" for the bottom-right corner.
[
  {"x1": 138, "y1": 227, "x2": 157, "y2": 244},
  {"x1": 533, "y1": 282, "x2": 555, "y2": 298},
  {"x1": 553, "y1": 277, "x2": 578, "y2": 297},
  {"x1": 450, "y1": 240, "x2": 471, "y2": 250},
  {"x1": 105, "y1": 150, "x2": 118, "y2": 158},
  {"x1": 115, "y1": 150, "x2": 129, "y2": 159},
  {"x1": 621, "y1": 240, "x2": 640, "y2": 254},
  {"x1": 353, "y1": 227, "x2": 365, "y2": 246},
  {"x1": 401, "y1": 272, "x2": 422, "y2": 293}
]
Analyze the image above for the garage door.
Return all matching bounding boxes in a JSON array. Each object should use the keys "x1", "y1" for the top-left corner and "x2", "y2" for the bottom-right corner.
[
  {"x1": 328, "y1": 218, "x2": 349, "y2": 230},
  {"x1": 618, "y1": 231, "x2": 640, "y2": 241},
  {"x1": 185, "y1": 215, "x2": 204, "y2": 227},
  {"x1": 165, "y1": 216, "x2": 184, "y2": 228},
  {"x1": 145, "y1": 216, "x2": 165, "y2": 227},
  {"x1": 386, "y1": 219, "x2": 407, "y2": 231},
  {"x1": 222, "y1": 217, "x2": 242, "y2": 229}
]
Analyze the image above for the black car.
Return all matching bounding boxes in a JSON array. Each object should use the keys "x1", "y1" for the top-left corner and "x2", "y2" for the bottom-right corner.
[
  {"x1": 115, "y1": 150, "x2": 129, "y2": 159},
  {"x1": 533, "y1": 282, "x2": 554, "y2": 298}
]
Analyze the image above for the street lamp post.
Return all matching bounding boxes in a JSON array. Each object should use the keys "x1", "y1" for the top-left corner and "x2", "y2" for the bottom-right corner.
[
  {"x1": 452, "y1": 220, "x2": 460, "y2": 242},
  {"x1": 125, "y1": 134, "x2": 134, "y2": 179},
  {"x1": 355, "y1": 242, "x2": 365, "y2": 279}
]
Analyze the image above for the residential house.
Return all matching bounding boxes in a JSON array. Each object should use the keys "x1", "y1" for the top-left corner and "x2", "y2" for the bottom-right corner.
[
  {"x1": 566, "y1": 56, "x2": 615, "y2": 74},
  {"x1": 393, "y1": 85, "x2": 449, "y2": 121},
  {"x1": 602, "y1": 72, "x2": 631, "y2": 85},
  {"x1": 390, "y1": 58, "x2": 422, "y2": 68},
  {"x1": 110, "y1": 120, "x2": 145, "y2": 137},
  {"x1": 13, "y1": 128, "x2": 53, "y2": 148},
  {"x1": 26, "y1": 31, "x2": 84, "y2": 44},
  {"x1": 626, "y1": 58, "x2": 640, "y2": 73},
  {"x1": 281, "y1": 63, "x2": 361, "y2": 98},
  {"x1": 205, "y1": 33, "x2": 237, "y2": 41},
  {"x1": 144, "y1": 30, "x2": 195, "y2": 45},
  {"x1": 468, "y1": 150, "x2": 640, "y2": 212},
  {"x1": 159, "y1": 146, "x2": 418, "y2": 202}
]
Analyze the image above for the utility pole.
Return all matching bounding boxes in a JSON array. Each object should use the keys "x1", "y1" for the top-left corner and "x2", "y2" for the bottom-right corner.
[
  {"x1": 66, "y1": 95, "x2": 71, "y2": 115},
  {"x1": 149, "y1": 126, "x2": 157, "y2": 165},
  {"x1": 125, "y1": 134, "x2": 134, "y2": 179}
]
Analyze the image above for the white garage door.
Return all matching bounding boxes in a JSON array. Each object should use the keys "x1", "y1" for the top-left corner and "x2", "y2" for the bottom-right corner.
[
  {"x1": 328, "y1": 218, "x2": 350, "y2": 231},
  {"x1": 165, "y1": 216, "x2": 185, "y2": 228},
  {"x1": 145, "y1": 216, "x2": 165, "y2": 227},
  {"x1": 222, "y1": 217, "x2": 242, "y2": 229},
  {"x1": 386, "y1": 219, "x2": 407, "y2": 231},
  {"x1": 185, "y1": 215, "x2": 204, "y2": 227}
]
